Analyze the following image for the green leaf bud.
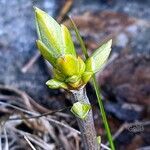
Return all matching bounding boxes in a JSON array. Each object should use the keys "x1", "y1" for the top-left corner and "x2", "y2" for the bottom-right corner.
[
  {"x1": 46, "y1": 79, "x2": 68, "y2": 89},
  {"x1": 85, "y1": 40, "x2": 112, "y2": 73},
  {"x1": 65, "y1": 75, "x2": 80, "y2": 83},
  {"x1": 97, "y1": 136, "x2": 101, "y2": 144},
  {"x1": 36, "y1": 40, "x2": 56, "y2": 67},
  {"x1": 78, "y1": 56, "x2": 86, "y2": 75},
  {"x1": 61, "y1": 24, "x2": 76, "y2": 56},
  {"x1": 53, "y1": 69, "x2": 66, "y2": 81},
  {"x1": 34, "y1": 7, "x2": 76, "y2": 64},
  {"x1": 70, "y1": 102, "x2": 91, "y2": 120},
  {"x1": 56, "y1": 55, "x2": 78, "y2": 76},
  {"x1": 82, "y1": 71, "x2": 93, "y2": 84}
]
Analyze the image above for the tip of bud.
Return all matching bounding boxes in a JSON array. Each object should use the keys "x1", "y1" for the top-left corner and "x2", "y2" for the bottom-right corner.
[
  {"x1": 33, "y1": 6, "x2": 39, "y2": 12},
  {"x1": 33, "y1": 6, "x2": 45, "y2": 17},
  {"x1": 108, "y1": 39, "x2": 112, "y2": 46}
]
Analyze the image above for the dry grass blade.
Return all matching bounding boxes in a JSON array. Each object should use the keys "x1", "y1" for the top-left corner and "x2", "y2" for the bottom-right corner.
[
  {"x1": 101, "y1": 144, "x2": 111, "y2": 150},
  {"x1": 3, "y1": 128, "x2": 9, "y2": 150},
  {"x1": 0, "y1": 130, "x2": 2, "y2": 150},
  {"x1": 0, "y1": 101, "x2": 36, "y2": 116},
  {"x1": 24, "y1": 135, "x2": 37, "y2": 150},
  {"x1": 0, "y1": 129, "x2": 8, "y2": 150},
  {"x1": 0, "y1": 85, "x2": 111, "y2": 149},
  {"x1": 1, "y1": 100, "x2": 110, "y2": 150},
  {"x1": 11, "y1": 127, "x2": 55, "y2": 150}
]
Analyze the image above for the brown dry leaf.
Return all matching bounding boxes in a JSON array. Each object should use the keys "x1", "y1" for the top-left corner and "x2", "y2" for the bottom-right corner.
[
  {"x1": 0, "y1": 85, "x2": 80, "y2": 149},
  {"x1": 99, "y1": 54, "x2": 150, "y2": 106}
]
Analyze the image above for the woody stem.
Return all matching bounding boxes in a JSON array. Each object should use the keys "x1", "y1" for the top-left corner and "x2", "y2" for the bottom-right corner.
[{"x1": 71, "y1": 87, "x2": 99, "y2": 150}]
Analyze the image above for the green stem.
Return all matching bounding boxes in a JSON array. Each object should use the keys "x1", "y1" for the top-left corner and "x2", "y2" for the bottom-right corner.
[
  {"x1": 70, "y1": 17, "x2": 115, "y2": 150},
  {"x1": 92, "y1": 76, "x2": 115, "y2": 150},
  {"x1": 69, "y1": 17, "x2": 88, "y2": 59}
]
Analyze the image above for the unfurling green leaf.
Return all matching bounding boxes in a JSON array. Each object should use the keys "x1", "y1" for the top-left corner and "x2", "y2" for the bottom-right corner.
[
  {"x1": 70, "y1": 102, "x2": 91, "y2": 120},
  {"x1": 36, "y1": 40, "x2": 56, "y2": 67},
  {"x1": 56, "y1": 55, "x2": 85, "y2": 77},
  {"x1": 46, "y1": 79, "x2": 68, "y2": 89},
  {"x1": 82, "y1": 71, "x2": 93, "y2": 84},
  {"x1": 56, "y1": 55, "x2": 78, "y2": 76},
  {"x1": 34, "y1": 7, "x2": 62, "y2": 58},
  {"x1": 34, "y1": 7, "x2": 76, "y2": 63},
  {"x1": 97, "y1": 136, "x2": 101, "y2": 144},
  {"x1": 78, "y1": 56, "x2": 86, "y2": 75},
  {"x1": 61, "y1": 24, "x2": 76, "y2": 56},
  {"x1": 53, "y1": 69, "x2": 66, "y2": 81},
  {"x1": 68, "y1": 79, "x2": 82, "y2": 89},
  {"x1": 85, "y1": 40, "x2": 112, "y2": 73},
  {"x1": 65, "y1": 75, "x2": 80, "y2": 83},
  {"x1": 35, "y1": 7, "x2": 112, "y2": 90}
]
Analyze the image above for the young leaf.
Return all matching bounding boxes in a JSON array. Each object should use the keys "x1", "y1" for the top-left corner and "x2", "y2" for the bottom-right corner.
[
  {"x1": 36, "y1": 40, "x2": 56, "y2": 67},
  {"x1": 97, "y1": 136, "x2": 101, "y2": 144},
  {"x1": 70, "y1": 102, "x2": 91, "y2": 120},
  {"x1": 68, "y1": 79, "x2": 82, "y2": 89},
  {"x1": 65, "y1": 75, "x2": 80, "y2": 83},
  {"x1": 34, "y1": 7, "x2": 76, "y2": 60},
  {"x1": 85, "y1": 40, "x2": 112, "y2": 73},
  {"x1": 53, "y1": 69, "x2": 66, "y2": 81},
  {"x1": 34, "y1": 7, "x2": 62, "y2": 58},
  {"x1": 82, "y1": 71, "x2": 93, "y2": 84},
  {"x1": 56, "y1": 55, "x2": 78, "y2": 76},
  {"x1": 46, "y1": 79, "x2": 68, "y2": 89},
  {"x1": 61, "y1": 24, "x2": 76, "y2": 56},
  {"x1": 78, "y1": 56, "x2": 86, "y2": 75}
]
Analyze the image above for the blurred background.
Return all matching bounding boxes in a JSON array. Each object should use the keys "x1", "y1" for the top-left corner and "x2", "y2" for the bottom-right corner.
[{"x1": 0, "y1": 0, "x2": 149, "y2": 150}]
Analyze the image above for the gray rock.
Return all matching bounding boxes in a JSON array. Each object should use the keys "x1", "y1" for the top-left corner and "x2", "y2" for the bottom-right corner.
[{"x1": 0, "y1": 0, "x2": 62, "y2": 108}]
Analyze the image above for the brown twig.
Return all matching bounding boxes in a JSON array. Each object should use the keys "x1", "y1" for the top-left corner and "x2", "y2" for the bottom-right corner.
[
  {"x1": 11, "y1": 127, "x2": 55, "y2": 150},
  {"x1": 21, "y1": 52, "x2": 40, "y2": 73},
  {"x1": 9, "y1": 106, "x2": 71, "y2": 121},
  {"x1": 57, "y1": 0, "x2": 73, "y2": 23},
  {"x1": 24, "y1": 135, "x2": 37, "y2": 150},
  {"x1": 0, "y1": 85, "x2": 49, "y2": 113}
]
